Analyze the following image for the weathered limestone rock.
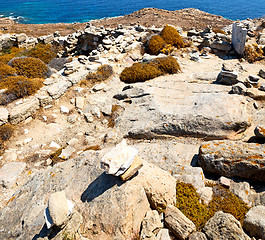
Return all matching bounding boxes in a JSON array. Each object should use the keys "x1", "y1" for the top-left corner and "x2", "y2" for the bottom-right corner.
[
  {"x1": 254, "y1": 125, "x2": 265, "y2": 138},
  {"x1": 198, "y1": 187, "x2": 213, "y2": 205},
  {"x1": 198, "y1": 140, "x2": 265, "y2": 181},
  {"x1": 216, "y1": 70, "x2": 239, "y2": 85},
  {"x1": 230, "y1": 181, "x2": 251, "y2": 206},
  {"x1": 48, "y1": 191, "x2": 68, "y2": 226},
  {"x1": 59, "y1": 146, "x2": 75, "y2": 160},
  {"x1": 0, "y1": 162, "x2": 26, "y2": 188},
  {"x1": 210, "y1": 39, "x2": 231, "y2": 52},
  {"x1": 156, "y1": 229, "x2": 171, "y2": 240},
  {"x1": 203, "y1": 211, "x2": 251, "y2": 240},
  {"x1": 232, "y1": 82, "x2": 247, "y2": 95},
  {"x1": 172, "y1": 165, "x2": 206, "y2": 190},
  {"x1": 75, "y1": 97, "x2": 85, "y2": 109},
  {"x1": 101, "y1": 140, "x2": 138, "y2": 176},
  {"x1": 140, "y1": 210, "x2": 163, "y2": 239},
  {"x1": 246, "y1": 88, "x2": 265, "y2": 100},
  {"x1": 141, "y1": 161, "x2": 176, "y2": 210},
  {"x1": 47, "y1": 80, "x2": 72, "y2": 99},
  {"x1": 115, "y1": 82, "x2": 250, "y2": 140},
  {"x1": 60, "y1": 105, "x2": 69, "y2": 114},
  {"x1": 188, "y1": 232, "x2": 207, "y2": 240},
  {"x1": 219, "y1": 176, "x2": 231, "y2": 187},
  {"x1": 8, "y1": 97, "x2": 40, "y2": 124},
  {"x1": 232, "y1": 23, "x2": 247, "y2": 55},
  {"x1": 259, "y1": 69, "x2": 265, "y2": 79},
  {"x1": 0, "y1": 107, "x2": 8, "y2": 125},
  {"x1": 164, "y1": 205, "x2": 196, "y2": 240},
  {"x1": 243, "y1": 206, "x2": 265, "y2": 240},
  {"x1": 120, "y1": 155, "x2": 143, "y2": 181},
  {"x1": 53, "y1": 212, "x2": 83, "y2": 240}
]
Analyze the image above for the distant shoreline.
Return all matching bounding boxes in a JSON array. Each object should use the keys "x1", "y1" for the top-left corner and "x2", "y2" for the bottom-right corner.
[{"x1": 0, "y1": 8, "x2": 234, "y2": 37}]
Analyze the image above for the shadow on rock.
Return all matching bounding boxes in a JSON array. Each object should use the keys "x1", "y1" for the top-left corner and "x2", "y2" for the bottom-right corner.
[{"x1": 81, "y1": 172, "x2": 124, "y2": 202}]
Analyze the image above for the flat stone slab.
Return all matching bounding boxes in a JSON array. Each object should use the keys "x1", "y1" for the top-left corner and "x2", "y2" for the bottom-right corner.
[
  {"x1": 0, "y1": 162, "x2": 26, "y2": 188},
  {"x1": 115, "y1": 79, "x2": 250, "y2": 140},
  {"x1": 8, "y1": 97, "x2": 39, "y2": 124},
  {"x1": 198, "y1": 140, "x2": 265, "y2": 181}
]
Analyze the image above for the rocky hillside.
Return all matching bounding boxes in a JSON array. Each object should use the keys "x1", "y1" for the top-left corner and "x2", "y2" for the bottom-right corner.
[{"x1": 0, "y1": 9, "x2": 265, "y2": 240}]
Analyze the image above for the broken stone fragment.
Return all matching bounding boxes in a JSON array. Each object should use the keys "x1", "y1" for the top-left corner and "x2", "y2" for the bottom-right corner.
[
  {"x1": 47, "y1": 191, "x2": 68, "y2": 227},
  {"x1": 120, "y1": 155, "x2": 143, "y2": 181},
  {"x1": 164, "y1": 205, "x2": 196, "y2": 240},
  {"x1": 101, "y1": 139, "x2": 138, "y2": 176},
  {"x1": 45, "y1": 191, "x2": 75, "y2": 229}
]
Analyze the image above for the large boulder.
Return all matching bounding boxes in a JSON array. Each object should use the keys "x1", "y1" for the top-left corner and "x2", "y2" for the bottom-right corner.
[
  {"x1": 198, "y1": 140, "x2": 265, "y2": 181},
  {"x1": 243, "y1": 206, "x2": 265, "y2": 240},
  {"x1": 0, "y1": 149, "x2": 176, "y2": 240},
  {"x1": 114, "y1": 80, "x2": 250, "y2": 140},
  {"x1": 203, "y1": 211, "x2": 251, "y2": 240}
]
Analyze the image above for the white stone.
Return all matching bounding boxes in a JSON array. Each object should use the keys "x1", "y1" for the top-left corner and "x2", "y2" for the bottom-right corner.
[
  {"x1": 49, "y1": 141, "x2": 61, "y2": 149},
  {"x1": 60, "y1": 105, "x2": 69, "y2": 114},
  {"x1": 67, "y1": 138, "x2": 79, "y2": 147},
  {"x1": 0, "y1": 162, "x2": 26, "y2": 188},
  {"x1": 101, "y1": 140, "x2": 138, "y2": 176},
  {"x1": 156, "y1": 229, "x2": 171, "y2": 240},
  {"x1": 75, "y1": 97, "x2": 85, "y2": 109},
  {"x1": 24, "y1": 138, "x2": 33, "y2": 144},
  {"x1": 232, "y1": 23, "x2": 247, "y2": 55},
  {"x1": 24, "y1": 129, "x2": 29, "y2": 134},
  {"x1": 59, "y1": 146, "x2": 75, "y2": 160},
  {"x1": 198, "y1": 187, "x2": 213, "y2": 205},
  {"x1": 92, "y1": 82, "x2": 107, "y2": 92},
  {"x1": 0, "y1": 107, "x2": 8, "y2": 126},
  {"x1": 219, "y1": 176, "x2": 231, "y2": 187}
]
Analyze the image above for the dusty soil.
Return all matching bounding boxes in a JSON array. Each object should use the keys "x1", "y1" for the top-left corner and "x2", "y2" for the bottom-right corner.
[{"x1": 0, "y1": 8, "x2": 233, "y2": 37}]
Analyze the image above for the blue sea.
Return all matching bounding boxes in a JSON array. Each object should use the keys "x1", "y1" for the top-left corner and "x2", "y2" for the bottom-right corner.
[{"x1": 0, "y1": 0, "x2": 264, "y2": 24}]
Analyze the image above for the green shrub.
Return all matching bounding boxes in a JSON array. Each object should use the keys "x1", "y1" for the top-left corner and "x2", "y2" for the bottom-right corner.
[
  {"x1": 10, "y1": 57, "x2": 48, "y2": 78},
  {"x1": 153, "y1": 56, "x2": 181, "y2": 74},
  {"x1": 160, "y1": 25, "x2": 185, "y2": 49},
  {"x1": 27, "y1": 44, "x2": 57, "y2": 64},
  {"x1": 176, "y1": 181, "x2": 249, "y2": 231},
  {"x1": 148, "y1": 35, "x2": 166, "y2": 55},
  {"x1": 0, "y1": 76, "x2": 43, "y2": 99},
  {"x1": 0, "y1": 62, "x2": 17, "y2": 80},
  {"x1": 0, "y1": 124, "x2": 14, "y2": 142},
  {"x1": 244, "y1": 44, "x2": 264, "y2": 63},
  {"x1": 120, "y1": 62, "x2": 162, "y2": 83},
  {"x1": 120, "y1": 56, "x2": 181, "y2": 83}
]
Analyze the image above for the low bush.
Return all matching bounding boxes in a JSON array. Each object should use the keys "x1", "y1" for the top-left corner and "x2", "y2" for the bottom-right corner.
[
  {"x1": 10, "y1": 57, "x2": 48, "y2": 78},
  {"x1": 244, "y1": 44, "x2": 264, "y2": 63},
  {"x1": 0, "y1": 76, "x2": 43, "y2": 101},
  {"x1": 0, "y1": 47, "x2": 25, "y2": 64},
  {"x1": 0, "y1": 62, "x2": 17, "y2": 80},
  {"x1": 147, "y1": 25, "x2": 184, "y2": 55},
  {"x1": 213, "y1": 28, "x2": 226, "y2": 34},
  {"x1": 82, "y1": 64, "x2": 114, "y2": 86},
  {"x1": 160, "y1": 25, "x2": 185, "y2": 49},
  {"x1": 148, "y1": 35, "x2": 166, "y2": 55},
  {"x1": 120, "y1": 62, "x2": 162, "y2": 83},
  {"x1": 27, "y1": 44, "x2": 57, "y2": 64},
  {"x1": 0, "y1": 124, "x2": 14, "y2": 142},
  {"x1": 153, "y1": 56, "x2": 181, "y2": 74},
  {"x1": 120, "y1": 56, "x2": 181, "y2": 83},
  {"x1": 175, "y1": 181, "x2": 249, "y2": 231}
]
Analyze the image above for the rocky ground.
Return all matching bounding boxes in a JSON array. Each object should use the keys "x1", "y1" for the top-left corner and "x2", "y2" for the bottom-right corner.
[{"x1": 0, "y1": 7, "x2": 265, "y2": 240}]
